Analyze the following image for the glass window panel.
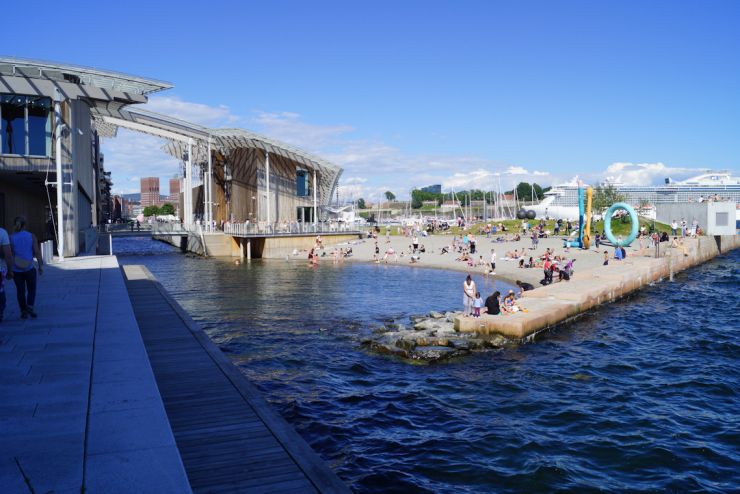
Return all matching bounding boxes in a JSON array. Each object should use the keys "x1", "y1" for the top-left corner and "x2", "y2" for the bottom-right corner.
[
  {"x1": 296, "y1": 169, "x2": 308, "y2": 196},
  {"x1": 1, "y1": 95, "x2": 26, "y2": 154},
  {"x1": 28, "y1": 97, "x2": 52, "y2": 156}
]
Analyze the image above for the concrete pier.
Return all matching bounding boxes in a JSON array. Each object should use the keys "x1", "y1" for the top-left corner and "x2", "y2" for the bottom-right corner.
[{"x1": 455, "y1": 235, "x2": 740, "y2": 339}]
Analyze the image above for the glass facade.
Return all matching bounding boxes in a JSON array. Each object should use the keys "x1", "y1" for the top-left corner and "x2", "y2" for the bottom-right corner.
[
  {"x1": 296, "y1": 169, "x2": 310, "y2": 196},
  {"x1": 0, "y1": 94, "x2": 52, "y2": 156}
]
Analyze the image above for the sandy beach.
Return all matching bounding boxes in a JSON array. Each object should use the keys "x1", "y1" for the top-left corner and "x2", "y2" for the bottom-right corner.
[{"x1": 333, "y1": 229, "x2": 662, "y2": 286}]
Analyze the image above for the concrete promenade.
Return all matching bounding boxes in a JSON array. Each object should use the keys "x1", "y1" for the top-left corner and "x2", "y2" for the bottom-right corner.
[{"x1": 0, "y1": 256, "x2": 191, "y2": 493}]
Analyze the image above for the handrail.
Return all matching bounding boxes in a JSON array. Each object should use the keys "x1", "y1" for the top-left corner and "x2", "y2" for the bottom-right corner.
[{"x1": 224, "y1": 222, "x2": 360, "y2": 237}]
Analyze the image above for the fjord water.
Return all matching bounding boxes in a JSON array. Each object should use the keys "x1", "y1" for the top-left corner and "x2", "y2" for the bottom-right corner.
[{"x1": 117, "y1": 238, "x2": 739, "y2": 493}]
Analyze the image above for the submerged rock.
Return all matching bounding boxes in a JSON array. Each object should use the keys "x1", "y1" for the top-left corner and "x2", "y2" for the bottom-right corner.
[
  {"x1": 362, "y1": 311, "x2": 511, "y2": 362},
  {"x1": 409, "y1": 345, "x2": 467, "y2": 361}
]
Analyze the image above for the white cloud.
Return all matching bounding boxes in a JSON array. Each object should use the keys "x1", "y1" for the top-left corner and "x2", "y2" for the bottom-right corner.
[
  {"x1": 102, "y1": 130, "x2": 180, "y2": 195},
  {"x1": 252, "y1": 111, "x2": 354, "y2": 151},
  {"x1": 102, "y1": 96, "x2": 240, "y2": 195},
  {"x1": 505, "y1": 166, "x2": 529, "y2": 175},
  {"x1": 144, "y1": 96, "x2": 239, "y2": 126},
  {"x1": 602, "y1": 162, "x2": 706, "y2": 185}
]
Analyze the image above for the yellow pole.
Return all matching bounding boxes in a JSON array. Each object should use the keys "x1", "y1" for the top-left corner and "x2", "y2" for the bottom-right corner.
[{"x1": 583, "y1": 187, "x2": 593, "y2": 248}]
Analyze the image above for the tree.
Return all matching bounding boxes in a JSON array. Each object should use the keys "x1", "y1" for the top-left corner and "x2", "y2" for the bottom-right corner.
[
  {"x1": 160, "y1": 203, "x2": 176, "y2": 215},
  {"x1": 592, "y1": 184, "x2": 626, "y2": 214},
  {"x1": 384, "y1": 191, "x2": 396, "y2": 202},
  {"x1": 356, "y1": 198, "x2": 366, "y2": 209},
  {"x1": 143, "y1": 205, "x2": 160, "y2": 217}
]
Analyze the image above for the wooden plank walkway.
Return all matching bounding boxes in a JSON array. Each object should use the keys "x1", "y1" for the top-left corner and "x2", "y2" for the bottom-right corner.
[{"x1": 122, "y1": 265, "x2": 349, "y2": 494}]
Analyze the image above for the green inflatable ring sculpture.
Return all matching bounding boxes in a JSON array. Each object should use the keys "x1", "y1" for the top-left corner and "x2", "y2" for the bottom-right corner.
[{"x1": 604, "y1": 202, "x2": 639, "y2": 247}]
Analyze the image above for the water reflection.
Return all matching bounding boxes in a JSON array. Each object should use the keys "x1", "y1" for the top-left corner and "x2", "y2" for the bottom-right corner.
[{"x1": 117, "y1": 237, "x2": 740, "y2": 493}]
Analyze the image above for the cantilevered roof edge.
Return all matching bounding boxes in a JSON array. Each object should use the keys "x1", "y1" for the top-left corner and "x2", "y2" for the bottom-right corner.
[{"x1": 0, "y1": 56, "x2": 173, "y2": 95}]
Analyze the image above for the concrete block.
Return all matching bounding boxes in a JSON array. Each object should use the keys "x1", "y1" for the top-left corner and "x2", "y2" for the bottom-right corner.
[
  {"x1": 90, "y1": 378, "x2": 162, "y2": 414},
  {"x1": 92, "y1": 357, "x2": 153, "y2": 384},
  {"x1": 7, "y1": 449, "x2": 82, "y2": 493},
  {"x1": 87, "y1": 406, "x2": 177, "y2": 455},
  {"x1": 85, "y1": 446, "x2": 192, "y2": 494},
  {"x1": 0, "y1": 458, "x2": 31, "y2": 494}
]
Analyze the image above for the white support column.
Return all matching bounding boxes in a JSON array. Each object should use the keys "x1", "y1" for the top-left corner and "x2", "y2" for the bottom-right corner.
[
  {"x1": 54, "y1": 91, "x2": 64, "y2": 261},
  {"x1": 313, "y1": 170, "x2": 317, "y2": 227},
  {"x1": 206, "y1": 137, "x2": 212, "y2": 229},
  {"x1": 265, "y1": 152, "x2": 271, "y2": 227},
  {"x1": 186, "y1": 138, "x2": 193, "y2": 225},
  {"x1": 246, "y1": 239, "x2": 251, "y2": 260}
]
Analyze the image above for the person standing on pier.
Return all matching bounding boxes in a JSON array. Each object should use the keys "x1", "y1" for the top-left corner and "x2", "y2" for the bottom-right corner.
[
  {"x1": 463, "y1": 275, "x2": 477, "y2": 317},
  {"x1": 10, "y1": 216, "x2": 43, "y2": 319}
]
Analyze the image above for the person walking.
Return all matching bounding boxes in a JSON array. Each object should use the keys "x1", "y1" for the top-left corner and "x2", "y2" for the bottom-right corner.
[
  {"x1": 0, "y1": 226, "x2": 14, "y2": 323},
  {"x1": 10, "y1": 216, "x2": 43, "y2": 319}
]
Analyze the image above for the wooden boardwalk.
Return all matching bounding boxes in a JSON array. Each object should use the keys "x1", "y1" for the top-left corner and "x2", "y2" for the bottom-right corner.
[{"x1": 122, "y1": 265, "x2": 349, "y2": 494}]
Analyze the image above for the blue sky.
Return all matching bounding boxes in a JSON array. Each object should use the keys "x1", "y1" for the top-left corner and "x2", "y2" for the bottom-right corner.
[{"x1": 4, "y1": 0, "x2": 739, "y2": 198}]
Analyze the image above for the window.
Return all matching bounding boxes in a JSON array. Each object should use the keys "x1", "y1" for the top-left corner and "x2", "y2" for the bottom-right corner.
[
  {"x1": 715, "y1": 212, "x2": 728, "y2": 226},
  {"x1": 296, "y1": 169, "x2": 310, "y2": 196},
  {"x1": 1, "y1": 94, "x2": 53, "y2": 156}
]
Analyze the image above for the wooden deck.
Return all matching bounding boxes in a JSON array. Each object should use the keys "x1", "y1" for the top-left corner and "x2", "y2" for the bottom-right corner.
[{"x1": 122, "y1": 265, "x2": 349, "y2": 494}]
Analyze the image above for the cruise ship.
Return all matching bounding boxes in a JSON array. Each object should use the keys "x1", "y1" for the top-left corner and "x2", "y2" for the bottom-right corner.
[{"x1": 531, "y1": 171, "x2": 740, "y2": 221}]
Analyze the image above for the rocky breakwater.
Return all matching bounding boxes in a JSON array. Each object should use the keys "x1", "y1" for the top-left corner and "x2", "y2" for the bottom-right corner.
[{"x1": 362, "y1": 311, "x2": 510, "y2": 362}]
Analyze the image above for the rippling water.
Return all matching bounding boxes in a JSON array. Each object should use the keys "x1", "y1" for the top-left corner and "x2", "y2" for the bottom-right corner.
[{"x1": 117, "y1": 238, "x2": 739, "y2": 493}]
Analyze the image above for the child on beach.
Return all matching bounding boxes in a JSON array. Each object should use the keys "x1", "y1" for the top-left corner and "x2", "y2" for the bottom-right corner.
[{"x1": 473, "y1": 292, "x2": 483, "y2": 317}]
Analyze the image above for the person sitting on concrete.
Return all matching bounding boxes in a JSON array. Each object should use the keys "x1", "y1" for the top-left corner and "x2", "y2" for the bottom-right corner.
[
  {"x1": 502, "y1": 291, "x2": 525, "y2": 314},
  {"x1": 484, "y1": 291, "x2": 501, "y2": 315},
  {"x1": 614, "y1": 246, "x2": 624, "y2": 261},
  {"x1": 671, "y1": 237, "x2": 689, "y2": 257}
]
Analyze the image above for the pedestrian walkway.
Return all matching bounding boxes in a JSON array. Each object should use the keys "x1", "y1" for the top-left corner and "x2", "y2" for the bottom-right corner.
[
  {"x1": 0, "y1": 256, "x2": 191, "y2": 493},
  {"x1": 122, "y1": 265, "x2": 349, "y2": 493}
]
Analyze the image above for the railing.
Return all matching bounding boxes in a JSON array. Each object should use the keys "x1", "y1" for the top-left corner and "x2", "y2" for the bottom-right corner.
[
  {"x1": 224, "y1": 222, "x2": 360, "y2": 237},
  {"x1": 148, "y1": 221, "x2": 361, "y2": 237}
]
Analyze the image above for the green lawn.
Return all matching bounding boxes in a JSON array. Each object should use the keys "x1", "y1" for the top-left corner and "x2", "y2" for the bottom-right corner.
[{"x1": 368, "y1": 216, "x2": 674, "y2": 237}]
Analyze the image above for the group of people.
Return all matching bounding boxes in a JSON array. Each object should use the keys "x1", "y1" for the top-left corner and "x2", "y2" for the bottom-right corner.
[
  {"x1": 462, "y1": 275, "x2": 530, "y2": 317},
  {"x1": 0, "y1": 216, "x2": 43, "y2": 322},
  {"x1": 669, "y1": 219, "x2": 702, "y2": 238}
]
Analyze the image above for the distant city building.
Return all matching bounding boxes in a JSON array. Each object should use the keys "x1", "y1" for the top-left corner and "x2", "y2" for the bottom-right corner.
[
  {"x1": 140, "y1": 177, "x2": 160, "y2": 206},
  {"x1": 112, "y1": 196, "x2": 123, "y2": 221},
  {"x1": 421, "y1": 184, "x2": 442, "y2": 194},
  {"x1": 168, "y1": 178, "x2": 180, "y2": 203}
]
